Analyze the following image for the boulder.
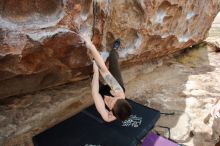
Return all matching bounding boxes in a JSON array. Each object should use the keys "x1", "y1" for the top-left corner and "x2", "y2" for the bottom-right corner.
[{"x1": 0, "y1": 0, "x2": 219, "y2": 99}]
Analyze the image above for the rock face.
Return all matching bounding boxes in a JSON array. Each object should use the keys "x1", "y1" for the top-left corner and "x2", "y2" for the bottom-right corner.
[{"x1": 0, "y1": 0, "x2": 219, "y2": 99}]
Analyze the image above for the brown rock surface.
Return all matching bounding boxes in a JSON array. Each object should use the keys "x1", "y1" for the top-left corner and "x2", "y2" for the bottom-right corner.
[
  {"x1": 0, "y1": 0, "x2": 220, "y2": 98},
  {"x1": 0, "y1": 80, "x2": 93, "y2": 145}
]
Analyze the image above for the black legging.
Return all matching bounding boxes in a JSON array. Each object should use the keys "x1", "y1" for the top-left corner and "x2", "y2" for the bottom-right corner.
[{"x1": 99, "y1": 49, "x2": 125, "y2": 91}]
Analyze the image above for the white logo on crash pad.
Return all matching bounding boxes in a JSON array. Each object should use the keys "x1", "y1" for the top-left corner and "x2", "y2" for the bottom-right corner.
[{"x1": 122, "y1": 115, "x2": 142, "y2": 127}]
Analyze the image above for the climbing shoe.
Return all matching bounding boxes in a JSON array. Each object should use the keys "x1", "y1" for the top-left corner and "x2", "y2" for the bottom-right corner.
[{"x1": 113, "y1": 38, "x2": 121, "y2": 50}]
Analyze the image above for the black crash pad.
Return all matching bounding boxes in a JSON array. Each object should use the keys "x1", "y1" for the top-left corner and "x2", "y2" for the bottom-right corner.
[{"x1": 33, "y1": 99, "x2": 160, "y2": 146}]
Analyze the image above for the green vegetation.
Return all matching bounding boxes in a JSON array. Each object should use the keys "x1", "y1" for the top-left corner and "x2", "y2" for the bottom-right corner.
[{"x1": 175, "y1": 42, "x2": 209, "y2": 67}]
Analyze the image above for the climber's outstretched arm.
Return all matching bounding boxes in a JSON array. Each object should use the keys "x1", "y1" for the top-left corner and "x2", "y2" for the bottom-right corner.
[
  {"x1": 82, "y1": 36, "x2": 108, "y2": 73},
  {"x1": 91, "y1": 61, "x2": 117, "y2": 122},
  {"x1": 82, "y1": 36, "x2": 124, "y2": 96}
]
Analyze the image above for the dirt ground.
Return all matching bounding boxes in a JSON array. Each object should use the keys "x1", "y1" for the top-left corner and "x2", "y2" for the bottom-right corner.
[{"x1": 124, "y1": 13, "x2": 220, "y2": 146}]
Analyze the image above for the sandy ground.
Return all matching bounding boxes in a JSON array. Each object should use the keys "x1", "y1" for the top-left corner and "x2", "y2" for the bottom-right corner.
[{"x1": 122, "y1": 13, "x2": 220, "y2": 146}]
